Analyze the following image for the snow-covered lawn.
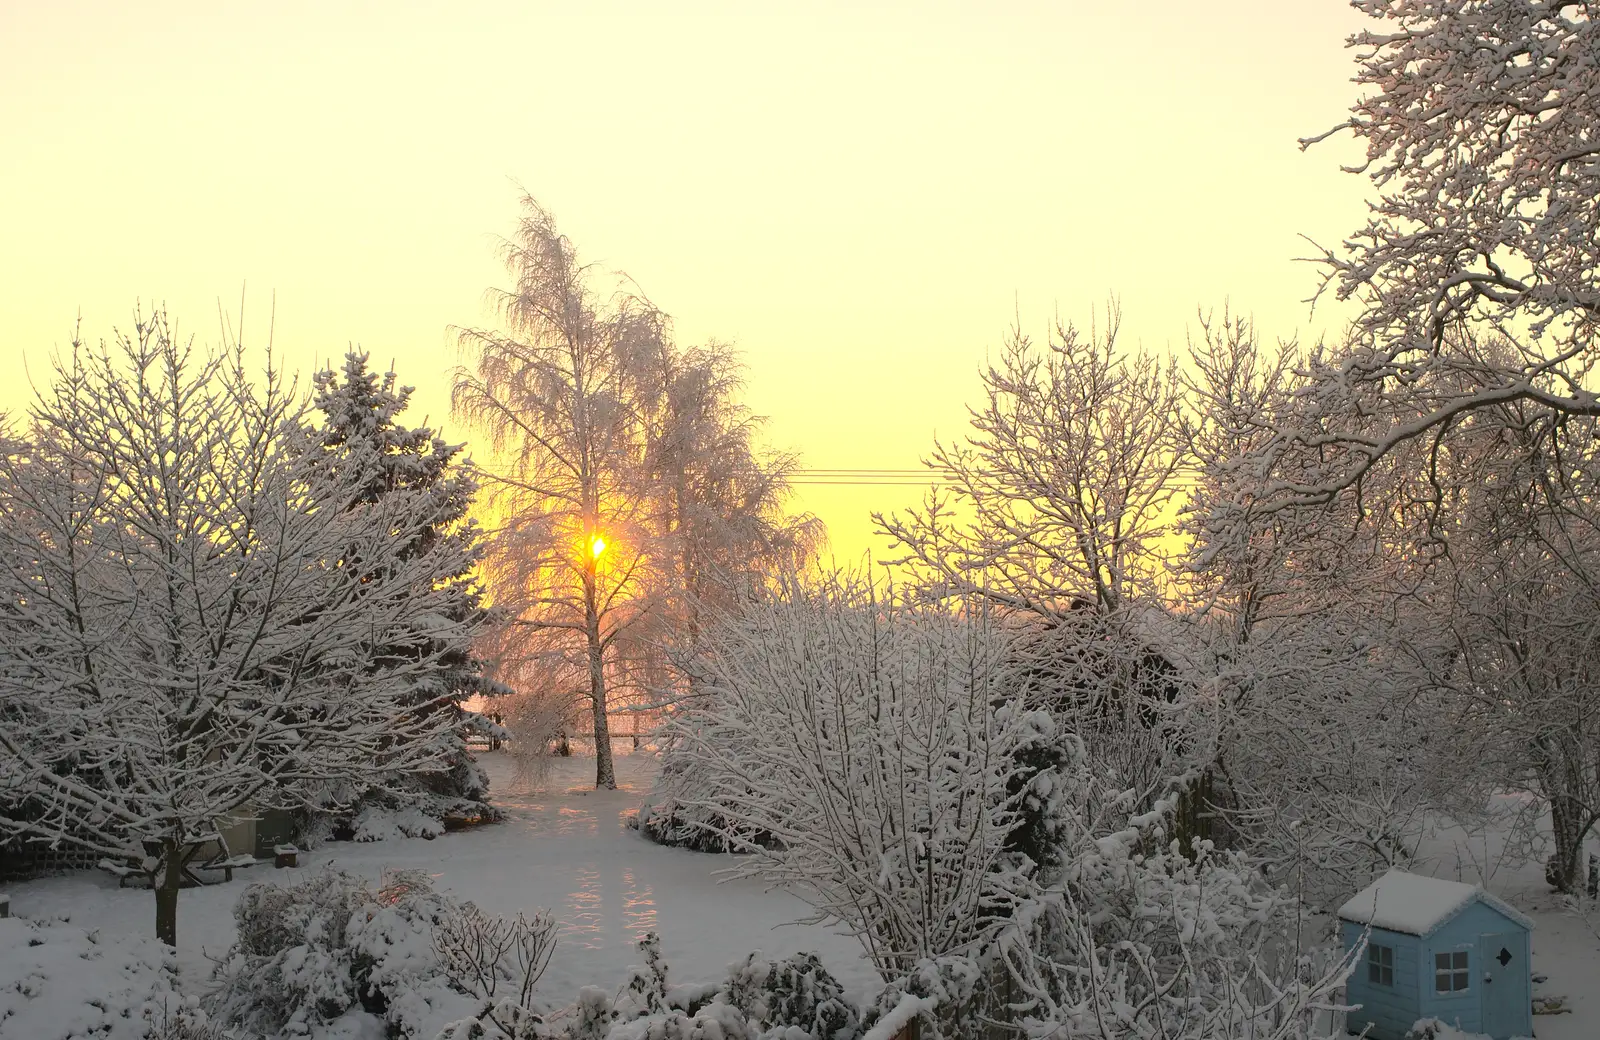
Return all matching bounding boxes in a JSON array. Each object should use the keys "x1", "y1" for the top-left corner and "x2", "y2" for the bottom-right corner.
[{"x1": 1, "y1": 753, "x2": 878, "y2": 1008}]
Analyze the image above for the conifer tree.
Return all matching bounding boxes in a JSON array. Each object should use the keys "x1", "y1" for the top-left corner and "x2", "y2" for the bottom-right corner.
[{"x1": 305, "y1": 352, "x2": 503, "y2": 832}]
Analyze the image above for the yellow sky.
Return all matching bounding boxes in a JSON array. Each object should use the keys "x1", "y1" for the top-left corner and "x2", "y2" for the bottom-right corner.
[{"x1": 0, "y1": 1, "x2": 1373, "y2": 562}]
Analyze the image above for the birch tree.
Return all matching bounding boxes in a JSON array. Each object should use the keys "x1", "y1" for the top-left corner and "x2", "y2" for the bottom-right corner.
[
  {"x1": 455, "y1": 197, "x2": 821, "y2": 782},
  {"x1": 454, "y1": 196, "x2": 665, "y2": 790},
  {"x1": 631, "y1": 339, "x2": 823, "y2": 699},
  {"x1": 0, "y1": 313, "x2": 473, "y2": 946}
]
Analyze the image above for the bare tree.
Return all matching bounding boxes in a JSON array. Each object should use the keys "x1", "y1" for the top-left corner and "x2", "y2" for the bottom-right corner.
[
  {"x1": 0, "y1": 313, "x2": 472, "y2": 945},
  {"x1": 876, "y1": 305, "x2": 1189, "y2": 617}
]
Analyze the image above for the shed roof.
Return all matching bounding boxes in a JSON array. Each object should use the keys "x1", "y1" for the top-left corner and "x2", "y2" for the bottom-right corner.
[{"x1": 1337, "y1": 869, "x2": 1534, "y2": 938}]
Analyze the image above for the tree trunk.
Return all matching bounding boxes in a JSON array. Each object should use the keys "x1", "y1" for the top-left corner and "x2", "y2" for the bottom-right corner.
[
  {"x1": 1546, "y1": 792, "x2": 1587, "y2": 893},
  {"x1": 154, "y1": 837, "x2": 182, "y2": 947},
  {"x1": 584, "y1": 563, "x2": 616, "y2": 790}
]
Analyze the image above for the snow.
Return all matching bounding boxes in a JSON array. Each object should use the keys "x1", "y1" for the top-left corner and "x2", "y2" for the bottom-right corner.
[
  {"x1": 858, "y1": 994, "x2": 934, "y2": 1040},
  {"x1": 0, "y1": 753, "x2": 878, "y2": 1010},
  {"x1": 1336, "y1": 869, "x2": 1535, "y2": 937},
  {"x1": 0, "y1": 917, "x2": 178, "y2": 1040}
]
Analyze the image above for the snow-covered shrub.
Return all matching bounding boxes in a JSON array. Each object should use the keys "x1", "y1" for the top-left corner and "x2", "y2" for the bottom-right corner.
[
  {"x1": 720, "y1": 951, "x2": 860, "y2": 1040},
  {"x1": 602, "y1": 937, "x2": 868, "y2": 1040},
  {"x1": 1404, "y1": 1019, "x2": 1494, "y2": 1040},
  {"x1": 207, "y1": 868, "x2": 474, "y2": 1038},
  {"x1": 0, "y1": 916, "x2": 181, "y2": 1040},
  {"x1": 983, "y1": 807, "x2": 1360, "y2": 1040},
  {"x1": 631, "y1": 758, "x2": 770, "y2": 855},
  {"x1": 141, "y1": 997, "x2": 229, "y2": 1040},
  {"x1": 655, "y1": 579, "x2": 1057, "y2": 976},
  {"x1": 351, "y1": 804, "x2": 450, "y2": 842},
  {"x1": 436, "y1": 933, "x2": 867, "y2": 1040},
  {"x1": 432, "y1": 902, "x2": 558, "y2": 1037}
]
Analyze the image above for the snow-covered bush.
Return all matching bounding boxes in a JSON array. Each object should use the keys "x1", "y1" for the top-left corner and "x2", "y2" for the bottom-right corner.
[
  {"x1": 986, "y1": 813, "x2": 1359, "y2": 1040},
  {"x1": 207, "y1": 868, "x2": 475, "y2": 1038},
  {"x1": 141, "y1": 998, "x2": 230, "y2": 1040},
  {"x1": 1404, "y1": 1019, "x2": 1497, "y2": 1040},
  {"x1": 653, "y1": 577, "x2": 1054, "y2": 976},
  {"x1": 630, "y1": 755, "x2": 770, "y2": 855},
  {"x1": 351, "y1": 804, "x2": 450, "y2": 842},
  {"x1": 718, "y1": 950, "x2": 859, "y2": 1040},
  {"x1": 0, "y1": 916, "x2": 183, "y2": 1040},
  {"x1": 440, "y1": 933, "x2": 868, "y2": 1040},
  {"x1": 432, "y1": 902, "x2": 558, "y2": 1037}
]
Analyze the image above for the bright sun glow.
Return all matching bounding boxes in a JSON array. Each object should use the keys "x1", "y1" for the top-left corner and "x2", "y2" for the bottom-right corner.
[{"x1": 590, "y1": 536, "x2": 606, "y2": 559}]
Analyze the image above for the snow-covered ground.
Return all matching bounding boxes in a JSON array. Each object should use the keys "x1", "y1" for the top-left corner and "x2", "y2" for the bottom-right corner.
[
  {"x1": 1, "y1": 752, "x2": 878, "y2": 1007},
  {"x1": 3, "y1": 757, "x2": 1597, "y2": 1040}
]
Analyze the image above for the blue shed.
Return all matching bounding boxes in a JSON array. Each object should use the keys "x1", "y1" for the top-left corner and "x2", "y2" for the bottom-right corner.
[{"x1": 1338, "y1": 870, "x2": 1534, "y2": 1040}]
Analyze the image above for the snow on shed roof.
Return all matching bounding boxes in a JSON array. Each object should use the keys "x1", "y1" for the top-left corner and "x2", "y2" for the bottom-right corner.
[{"x1": 1337, "y1": 870, "x2": 1534, "y2": 937}]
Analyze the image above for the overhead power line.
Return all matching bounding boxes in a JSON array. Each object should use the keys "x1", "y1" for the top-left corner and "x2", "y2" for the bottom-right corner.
[{"x1": 787, "y1": 467, "x2": 948, "y2": 487}]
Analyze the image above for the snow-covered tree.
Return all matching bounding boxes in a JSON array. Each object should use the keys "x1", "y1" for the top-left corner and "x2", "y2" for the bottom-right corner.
[
  {"x1": 1232, "y1": 2, "x2": 1600, "y2": 519},
  {"x1": 872, "y1": 307, "x2": 1214, "y2": 852},
  {"x1": 456, "y1": 195, "x2": 820, "y2": 784},
  {"x1": 304, "y1": 352, "x2": 502, "y2": 832},
  {"x1": 876, "y1": 305, "x2": 1189, "y2": 616},
  {"x1": 0, "y1": 313, "x2": 476, "y2": 945},
  {"x1": 1182, "y1": 312, "x2": 1452, "y2": 902},
  {"x1": 454, "y1": 195, "x2": 670, "y2": 790},
  {"x1": 1414, "y1": 404, "x2": 1600, "y2": 893}
]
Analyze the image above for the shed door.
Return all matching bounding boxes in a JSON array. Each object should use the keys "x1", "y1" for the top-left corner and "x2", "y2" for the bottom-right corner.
[{"x1": 1478, "y1": 932, "x2": 1527, "y2": 1040}]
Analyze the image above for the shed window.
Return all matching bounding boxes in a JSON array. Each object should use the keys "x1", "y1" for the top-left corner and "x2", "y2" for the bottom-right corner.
[
  {"x1": 1367, "y1": 944, "x2": 1394, "y2": 986},
  {"x1": 1435, "y1": 951, "x2": 1469, "y2": 993}
]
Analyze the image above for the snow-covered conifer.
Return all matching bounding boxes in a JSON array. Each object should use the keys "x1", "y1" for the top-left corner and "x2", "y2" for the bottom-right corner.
[{"x1": 305, "y1": 351, "x2": 502, "y2": 832}]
